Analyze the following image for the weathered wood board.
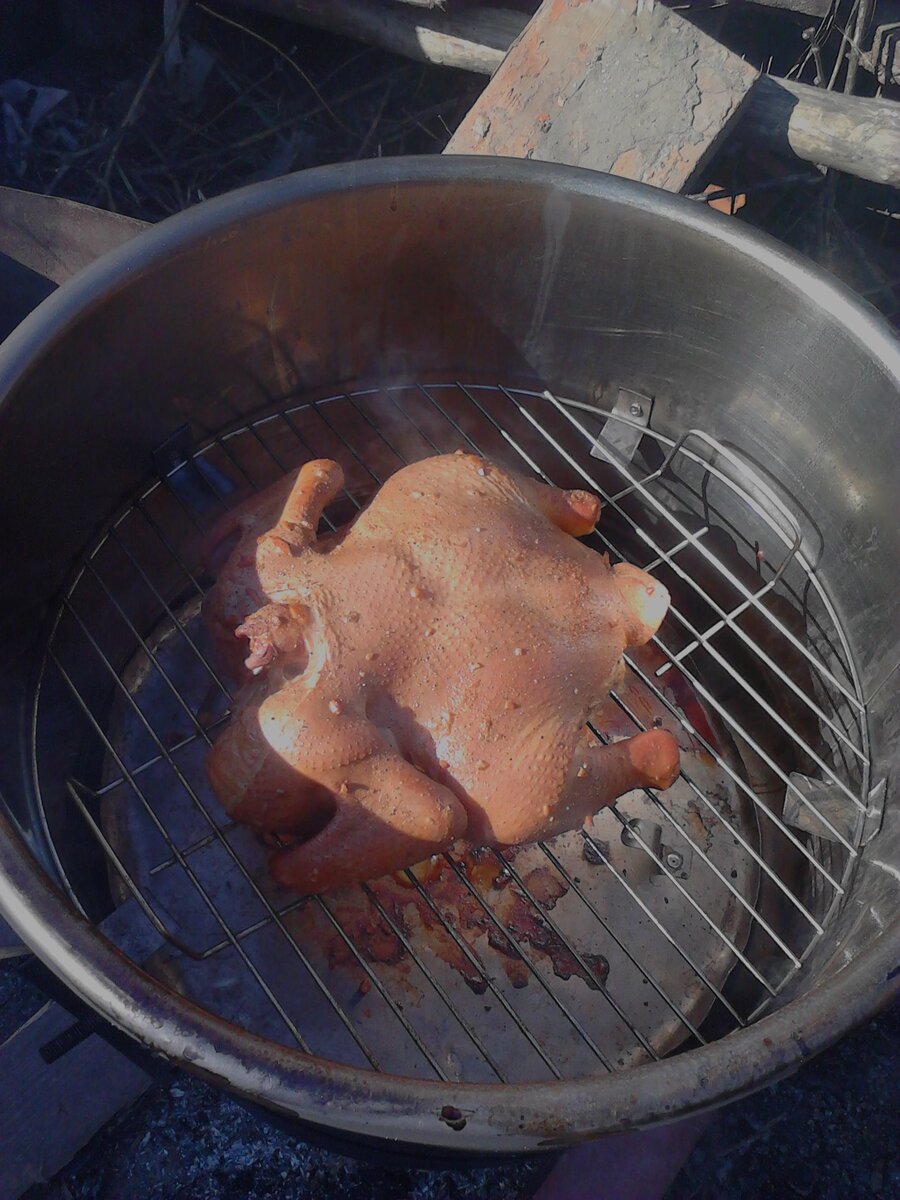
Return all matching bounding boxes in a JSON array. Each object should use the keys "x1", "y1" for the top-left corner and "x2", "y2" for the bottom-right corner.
[
  {"x1": 445, "y1": 0, "x2": 760, "y2": 193},
  {"x1": 0, "y1": 1001, "x2": 152, "y2": 1199},
  {"x1": 0, "y1": 186, "x2": 146, "y2": 285},
  {"x1": 0, "y1": 898, "x2": 165, "y2": 1199}
]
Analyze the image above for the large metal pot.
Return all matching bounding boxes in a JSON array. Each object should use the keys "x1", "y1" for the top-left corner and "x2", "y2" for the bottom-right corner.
[{"x1": 0, "y1": 157, "x2": 896, "y2": 1157}]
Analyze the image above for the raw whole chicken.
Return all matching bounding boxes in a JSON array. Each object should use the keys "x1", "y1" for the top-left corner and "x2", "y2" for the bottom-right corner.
[{"x1": 203, "y1": 452, "x2": 679, "y2": 893}]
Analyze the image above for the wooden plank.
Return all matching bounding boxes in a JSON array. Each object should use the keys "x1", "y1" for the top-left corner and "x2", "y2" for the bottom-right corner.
[
  {"x1": 0, "y1": 898, "x2": 168, "y2": 1198},
  {"x1": 0, "y1": 1001, "x2": 151, "y2": 1199},
  {"x1": 0, "y1": 186, "x2": 146, "y2": 286},
  {"x1": 445, "y1": 0, "x2": 759, "y2": 193},
  {"x1": 534, "y1": 1112, "x2": 713, "y2": 1200}
]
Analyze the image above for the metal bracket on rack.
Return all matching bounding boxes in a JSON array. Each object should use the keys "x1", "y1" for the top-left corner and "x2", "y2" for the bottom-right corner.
[
  {"x1": 785, "y1": 773, "x2": 886, "y2": 847},
  {"x1": 620, "y1": 818, "x2": 692, "y2": 880},
  {"x1": 591, "y1": 388, "x2": 654, "y2": 463},
  {"x1": 152, "y1": 423, "x2": 237, "y2": 519}
]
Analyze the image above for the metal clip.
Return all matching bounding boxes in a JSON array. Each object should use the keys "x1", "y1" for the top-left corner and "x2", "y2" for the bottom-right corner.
[
  {"x1": 620, "y1": 818, "x2": 691, "y2": 879},
  {"x1": 152, "y1": 424, "x2": 236, "y2": 518},
  {"x1": 785, "y1": 772, "x2": 883, "y2": 846},
  {"x1": 591, "y1": 388, "x2": 653, "y2": 463},
  {"x1": 785, "y1": 773, "x2": 858, "y2": 844}
]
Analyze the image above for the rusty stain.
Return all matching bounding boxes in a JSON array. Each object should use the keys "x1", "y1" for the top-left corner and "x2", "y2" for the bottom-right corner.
[
  {"x1": 612, "y1": 148, "x2": 644, "y2": 178},
  {"x1": 278, "y1": 843, "x2": 620, "y2": 999},
  {"x1": 439, "y1": 1104, "x2": 467, "y2": 1131},
  {"x1": 522, "y1": 866, "x2": 567, "y2": 910},
  {"x1": 703, "y1": 183, "x2": 747, "y2": 214}
]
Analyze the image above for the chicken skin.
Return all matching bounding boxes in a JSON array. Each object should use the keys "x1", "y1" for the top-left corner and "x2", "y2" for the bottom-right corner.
[{"x1": 203, "y1": 453, "x2": 679, "y2": 893}]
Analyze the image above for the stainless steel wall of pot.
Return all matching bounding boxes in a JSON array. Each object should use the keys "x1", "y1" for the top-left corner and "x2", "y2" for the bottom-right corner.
[{"x1": 0, "y1": 158, "x2": 896, "y2": 1156}]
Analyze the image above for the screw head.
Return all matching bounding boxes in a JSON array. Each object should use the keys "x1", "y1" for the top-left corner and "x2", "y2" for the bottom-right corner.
[
  {"x1": 665, "y1": 851, "x2": 683, "y2": 871},
  {"x1": 629, "y1": 402, "x2": 643, "y2": 418}
]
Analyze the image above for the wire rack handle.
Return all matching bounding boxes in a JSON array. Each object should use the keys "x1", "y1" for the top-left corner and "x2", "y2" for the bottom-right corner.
[
  {"x1": 659, "y1": 429, "x2": 803, "y2": 579},
  {"x1": 589, "y1": 416, "x2": 805, "y2": 586}
]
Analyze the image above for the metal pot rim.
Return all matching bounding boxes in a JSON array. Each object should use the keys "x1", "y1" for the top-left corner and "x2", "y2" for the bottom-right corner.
[
  {"x1": 1, "y1": 808, "x2": 897, "y2": 1152},
  {"x1": 0, "y1": 156, "x2": 898, "y2": 1153},
  {"x1": 2, "y1": 155, "x2": 898, "y2": 401}
]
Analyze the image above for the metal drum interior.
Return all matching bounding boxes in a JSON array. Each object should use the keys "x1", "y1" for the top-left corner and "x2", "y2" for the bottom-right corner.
[
  {"x1": 0, "y1": 158, "x2": 896, "y2": 1153},
  {"x1": 34, "y1": 379, "x2": 867, "y2": 1086}
]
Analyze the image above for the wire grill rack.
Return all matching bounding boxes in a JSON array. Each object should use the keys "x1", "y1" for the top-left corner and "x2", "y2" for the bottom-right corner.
[{"x1": 33, "y1": 382, "x2": 870, "y2": 1084}]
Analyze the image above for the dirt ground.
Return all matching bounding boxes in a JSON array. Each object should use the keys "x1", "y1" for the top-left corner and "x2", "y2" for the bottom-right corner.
[{"x1": 2, "y1": 5, "x2": 898, "y2": 1199}]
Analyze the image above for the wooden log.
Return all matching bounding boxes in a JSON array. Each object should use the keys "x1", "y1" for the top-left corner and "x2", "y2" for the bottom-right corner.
[
  {"x1": 741, "y1": 76, "x2": 900, "y2": 188},
  {"x1": 223, "y1": 0, "x2": 900, "y2": 187},
  {"x1": 445, "y1": 0, "x2": 760, "y2": 193},
  {"x1": 223, "y1": 0, "x2": 529, "y2": 74}
]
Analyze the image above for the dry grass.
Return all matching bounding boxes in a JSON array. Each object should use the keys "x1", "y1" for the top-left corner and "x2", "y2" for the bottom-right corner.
[{"x1": 0, "y1": 4, "x2": 481, "y2": 221}]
